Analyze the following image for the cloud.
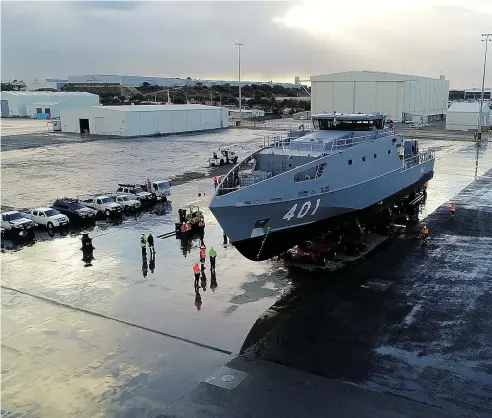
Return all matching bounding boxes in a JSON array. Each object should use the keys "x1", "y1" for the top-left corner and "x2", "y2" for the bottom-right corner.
[{"x1": 1, "y1": 0, "x2": 491, "y2": 88}]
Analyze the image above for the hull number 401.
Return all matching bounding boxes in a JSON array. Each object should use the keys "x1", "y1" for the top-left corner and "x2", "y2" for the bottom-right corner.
[{"x1": 282, "y1": 199, "x2": 320, "y2": 221}]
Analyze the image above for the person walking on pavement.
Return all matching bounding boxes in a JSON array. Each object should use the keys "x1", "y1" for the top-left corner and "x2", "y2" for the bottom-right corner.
[
  {"x1": 140, "y1": 234, "x2": 147, "y2": 257},
  {"x1": 147, "y1": 233, "x2": 155, "y2": 254},
  {"x1": 450, "y1": 203, "x2": 456, "y2": 219},
  {"x1": 421, "y1": 225, "x2": 429, "y2": 244},
  {"x1": 209, "y1": 247, "x2": 217, "y2": 270},
  {"x1": 213, "y1": 176, "x2": 218, "y2": 190},
  {"x1": 193, "y1": 263, "x2": 200, "y2": 287}
]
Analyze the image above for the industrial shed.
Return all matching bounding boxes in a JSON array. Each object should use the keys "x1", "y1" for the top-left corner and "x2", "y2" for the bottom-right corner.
[
  {"x1": 310, "y1": 71, "x2": 449, "y2": 123},
  {"x1": 1, "y1": 91, "x2": 99, "y2": 118},
  {"x1": 60, "y1": 104, "x2": 229, "y2": 136},
  {"x1": 446, "y1": 102, "x2": 490, "y2": 131}
]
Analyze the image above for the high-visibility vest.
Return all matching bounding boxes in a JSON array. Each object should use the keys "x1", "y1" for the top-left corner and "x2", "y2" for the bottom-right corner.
[
  {"x1": 422, "y1": 227, "x2": 429, "y2": 235},
  {"x1": 193, "y1": 264, "x2": 200, "y2": 273},
  {"x1": 181, "y1": 224, "x2": 187, "y2": 232},
  {"x1": 199, "y1": 221, "x2": 204, "y2": 227},
  {"x1": 209, "y1": 248, "x2": 217, "y2": 257},
  {"x1": 140, "y1": 237, "x2": 146, "y2": 247},
  {"x1": 200, "y1": 249, "x2": 206, "y2": 259},
  {"x1": 214, "y1": 177, "x2": 217, "y2": 183},
  {"x1": 451, "y1": 204, "x2": 456, "y2": 211}
]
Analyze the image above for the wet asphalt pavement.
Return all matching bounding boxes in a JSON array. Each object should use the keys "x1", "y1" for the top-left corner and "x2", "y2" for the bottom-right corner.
[
  {"x1": 1, "y1": 123, "x2": 492, "y2": 417},
  {"x1": 238, "y1": 167, "x2": 492, "y2": 417}
]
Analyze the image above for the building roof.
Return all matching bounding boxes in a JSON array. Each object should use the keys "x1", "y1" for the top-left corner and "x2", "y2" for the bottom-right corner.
[
  {"x1": 101, "y1": 104, "x2": 223, "y2": 112},
  {"x1": 447, "y1": 102, "x2": 488, "y2": 113},
  {"x1": 311, "y1": 70, "x2": 445, "y2": 82},
  {"x1": 2, "y1": 91, "x2": 97, "y2": 97}
]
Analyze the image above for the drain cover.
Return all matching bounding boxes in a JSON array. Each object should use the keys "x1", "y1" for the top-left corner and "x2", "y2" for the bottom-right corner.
[
  {"x1": 205, "y1": 366, "x2": 249, "y2": 390},
  {"x1": 361, "y1": 279, "x2": 392, "y2": 291}
]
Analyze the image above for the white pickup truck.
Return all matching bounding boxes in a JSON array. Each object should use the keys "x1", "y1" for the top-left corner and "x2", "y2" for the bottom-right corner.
[
  {"x1": 80, "y1": 195, "x2": 123, "y2": 216},
  {"x1": 1, "y1": 211, "x2": 35, "y2": 233},
  {"x1": 25, "y1": 207, "x2": 70, "y2": 229},
  {"x1": 112, "y1": 194, "x2": 141, "y2": 211},
  {"x1": 116, "y1": 184, "x2": 154, "y2": 204}
]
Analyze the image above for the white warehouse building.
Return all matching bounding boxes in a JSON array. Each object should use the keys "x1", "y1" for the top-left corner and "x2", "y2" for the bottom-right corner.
[
  {"x1": 310, "y1": 71, "x2": 449, "y2": 123},
  {"x1": 1, "y1": 91, "x2": 99, "y2": 118},
  {"x1": 446, "y1": 102, "x2": 490, "y2": 131},
  {"x1": 60, "y1": 104, "x2": 229, "y2": 137}
]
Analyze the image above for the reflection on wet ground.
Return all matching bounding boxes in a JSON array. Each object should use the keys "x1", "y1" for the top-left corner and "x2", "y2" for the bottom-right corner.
[
  {"x1": 1, "y1": 179, "x2": 289, "y2": 417},
  {"x1": 242, "y1": 169, "x2": 492, "y2": 417},
  {"x1": 1, "y1": 132, "x2": 491, "y2": 417}
]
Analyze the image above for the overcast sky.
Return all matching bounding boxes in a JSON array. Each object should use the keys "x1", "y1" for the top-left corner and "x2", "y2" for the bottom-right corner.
[{"x1": 2, "y1": 0, "x2": 491, "y2": 88}]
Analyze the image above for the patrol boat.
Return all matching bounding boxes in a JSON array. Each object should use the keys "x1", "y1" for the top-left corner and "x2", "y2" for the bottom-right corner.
[{"x1": 209, "y1": 114, "x2": 435, "y2": 261}]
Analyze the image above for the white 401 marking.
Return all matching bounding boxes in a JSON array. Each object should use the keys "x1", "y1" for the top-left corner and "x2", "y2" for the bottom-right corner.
[{"x1": 282, "y1": 198, "x2": 320, "y2": 221}]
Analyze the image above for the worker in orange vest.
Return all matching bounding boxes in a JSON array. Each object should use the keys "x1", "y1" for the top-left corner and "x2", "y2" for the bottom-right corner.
[
  {"x1": 199, "y1": 246, "x2": 206, "y2": 266},
  {"x1": 213, "y1": 177, "x2": 218, "y2": 189},
  {"x1": 421, "y1": 225, "x2": 429, "y2": 243},
  {"x1": 450, "y1": 203, "x2": 456, "y2": 219},
  {"x1": 193, "y1": 263, "x2": 200, "y2": 287}
]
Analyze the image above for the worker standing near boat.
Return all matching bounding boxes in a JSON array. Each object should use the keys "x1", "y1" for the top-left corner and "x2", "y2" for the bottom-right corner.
[
  {"x1": 200, "y1": 245, "x2": 206, "y2": 269},
  {"x1": 451, "y1": 203, "x2": 457, "y2": 219},
  {"x1": 193, "y1": 262, "x2": 200, "y2": 287},
  {"x1": 147, "y1": 233, "x2": 155, "y2": 255},
  {"x1": 209, "y1": 247, "x2": 217, "y2": 270},
  {"x1": 140, "y1": 234, "x2": 147, "y2": 257},
  {"x1": 421, "y1": 225, "x2": 429, "y2": 244}
]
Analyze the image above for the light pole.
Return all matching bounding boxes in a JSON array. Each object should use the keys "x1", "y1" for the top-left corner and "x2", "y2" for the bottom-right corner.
[
  {"x1": 478, "y1": 33, "x2": 491, "y2": 137},
  {"x1": 235, "y1": 42, "x2": 243, "y2": 121}
]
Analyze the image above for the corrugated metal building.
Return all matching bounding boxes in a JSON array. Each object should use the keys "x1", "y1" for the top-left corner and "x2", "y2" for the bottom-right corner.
[
  {"x1": 1, "y1": 91, "x2": 99, "y2": 117},
  {"x1": 60, "y1": 104, "x2": 229, "y2": 136},
  {"x1": 446, "y1": 102, "x2": 490, "y2": 131},
  {"x1": 310, "y1": 71, "x2": 449, "y2": 123}
]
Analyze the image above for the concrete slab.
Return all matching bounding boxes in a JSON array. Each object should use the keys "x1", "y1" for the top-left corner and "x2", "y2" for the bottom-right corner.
[{"x1": 162, "y1": 356, "x2": 453, "y2": 418}]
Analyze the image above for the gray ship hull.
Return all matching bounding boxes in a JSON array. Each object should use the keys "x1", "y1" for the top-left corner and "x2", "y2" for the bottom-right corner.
[{"x1": 210, "y1": 159, "x2": 434, "y2": 261}]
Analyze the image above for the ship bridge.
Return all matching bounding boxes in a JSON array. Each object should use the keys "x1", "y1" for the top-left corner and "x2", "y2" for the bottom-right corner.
[{"x1": 216, "y1": 113, "x2": 405, "y2": 195}]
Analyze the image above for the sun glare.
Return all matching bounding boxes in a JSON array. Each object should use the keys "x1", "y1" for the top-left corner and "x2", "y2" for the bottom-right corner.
[{"x1": 274, "y1": 0, "x2": 492, "y2": 38}]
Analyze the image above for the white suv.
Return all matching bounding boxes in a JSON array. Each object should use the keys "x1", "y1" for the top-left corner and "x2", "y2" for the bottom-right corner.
[
  {"x1": 26, "y1": 207, "x2": 70, "y2": 229},
  {"x1": 113, "y1": 194, "x2": 141, "y2": 210}
]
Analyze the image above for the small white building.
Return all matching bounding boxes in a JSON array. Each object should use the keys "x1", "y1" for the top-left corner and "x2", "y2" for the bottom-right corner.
[
  {"x1": 1, "y1": 91, "x2": 99, "y2": 117},
  {"x1": 25, "y1": 78, "x2": 68, "y2": 91},
  {"x1": 311, "y1": 71, "x2": 449, "y2": 123},
  {"x1": 446, "y1": 102, "x2": 490, "y2": 131},
  {"x1": 229, "y1": 109, "x2": 265, "y2": 119},
  {"x1": 60, "y1": 104, "x2": 229, "y2": 136}
]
